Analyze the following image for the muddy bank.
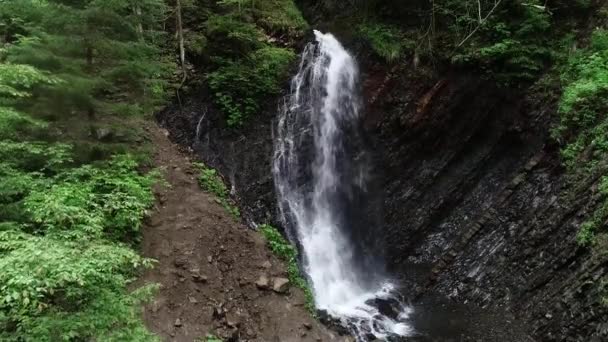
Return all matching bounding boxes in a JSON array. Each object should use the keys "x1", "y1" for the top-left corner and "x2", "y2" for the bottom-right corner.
[{"x1": 138, "y1": 124, "x2": 340, "y2": 341}]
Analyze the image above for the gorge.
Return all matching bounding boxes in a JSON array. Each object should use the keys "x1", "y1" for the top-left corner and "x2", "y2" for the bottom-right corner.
[
  {"x1": 157, "y1": 4, "x2": 608, "y2": 340},
  {"x1": 6, "y1": 0, "x2": 608, "y2": 341}
]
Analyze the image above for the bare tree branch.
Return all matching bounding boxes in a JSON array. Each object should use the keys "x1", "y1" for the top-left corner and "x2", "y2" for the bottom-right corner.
[{"x1": 456, "y1": 0, "x2": 502, "y2": 48}]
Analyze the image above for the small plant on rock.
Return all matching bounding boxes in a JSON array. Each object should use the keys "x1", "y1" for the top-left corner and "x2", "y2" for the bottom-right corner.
[{"x1": 259, "y1": 224, "x2": 315, "y2": 313}]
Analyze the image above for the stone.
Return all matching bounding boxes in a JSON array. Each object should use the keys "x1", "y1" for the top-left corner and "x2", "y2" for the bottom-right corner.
[
  {"x1": 226, "y1": 312, "x2": 240, "y2": 328},
  {"x1": 207, "y1": 255, "x2": 213, "y2": 263},
  {"x1": 174, "y1": 318, "x2": 182, "y2": 327},
  {"x1": 272, "y1": 277, "x2": 290, "y2": 293},
  {"x1": 303, "y1": 322, "x2": 312, "y2": 330},
  {"x1": 261, "y1": 260, "x2": 272, "y2": 269},
  {"x1": 94, "y1": 127, "x2": 113, "y2": 141},
  {"x1": 255, "y1": 275, "x2": 270, "y2": 290},
  {"x1": 192, "y1": 273, "x2": 208, "y2": 283},
  {"x1": 173, "y1": 257, "x2": 188, "y2": 269}
]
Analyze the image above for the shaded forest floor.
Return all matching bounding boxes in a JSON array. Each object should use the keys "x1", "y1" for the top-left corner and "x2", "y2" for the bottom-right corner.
[{"x1": 137, "y1": 123, "x2": 342, "y2": 341}]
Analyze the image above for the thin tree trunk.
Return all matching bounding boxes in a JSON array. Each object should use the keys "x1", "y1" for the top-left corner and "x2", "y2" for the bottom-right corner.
[
  {"x1": 176, "y1": 0, "x2": 186, "y2": 83},
  {"x1": 176, "y1": 0, "x2": 187, "y2": 112},
  {"x1": 135, "y1": 4, "x2": 144, "y2": 41}
]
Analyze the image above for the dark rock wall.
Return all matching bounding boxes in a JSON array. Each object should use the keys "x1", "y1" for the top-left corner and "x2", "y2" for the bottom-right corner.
[{"x1": 365, "y1": 64, "x2": 608, "y2": 341}]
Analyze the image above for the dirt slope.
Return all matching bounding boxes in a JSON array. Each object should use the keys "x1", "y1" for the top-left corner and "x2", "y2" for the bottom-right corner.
[{"x1": 139, "y1": 124, "x2": 340, "y2": 342}]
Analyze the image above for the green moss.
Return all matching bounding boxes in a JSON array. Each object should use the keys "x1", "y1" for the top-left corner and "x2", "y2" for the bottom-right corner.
[
  {"x1": 259, "y1": 224, "x2": 315, "y2": 313},
  {"x1": 194, "y1": 163, "x2": 241, "y2": 220}
]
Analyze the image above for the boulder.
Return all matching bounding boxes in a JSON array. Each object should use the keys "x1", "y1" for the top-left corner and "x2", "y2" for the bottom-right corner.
[{"x1": 255, "y1": 275, "x2": 270, "y2": 290}]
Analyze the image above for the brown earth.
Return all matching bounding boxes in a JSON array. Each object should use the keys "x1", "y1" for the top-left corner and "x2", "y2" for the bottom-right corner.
[{"x1": 138, "y1": 124, "x2": 342, "y2": 342}]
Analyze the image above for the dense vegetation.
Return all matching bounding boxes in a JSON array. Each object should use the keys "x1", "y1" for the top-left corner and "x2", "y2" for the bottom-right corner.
[
  {"x1": 177, "y1": 0, "x2": 306, "y2": 126},
  {"x1": 553, "y1": 29, "x2": 608, "y2": 246},
  {"x1": 0, "y1": 0, "x2": 172, "y2": 340}
]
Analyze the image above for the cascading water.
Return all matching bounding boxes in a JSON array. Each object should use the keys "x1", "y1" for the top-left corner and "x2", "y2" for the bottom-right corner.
[{"x1": 272, "y1": 30, "x2": 412, "y2": 341}]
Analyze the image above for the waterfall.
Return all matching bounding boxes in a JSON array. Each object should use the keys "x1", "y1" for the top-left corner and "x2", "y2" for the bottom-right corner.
[{"x1": 272, "y1": 30, "x2": 412, "y2": 341}]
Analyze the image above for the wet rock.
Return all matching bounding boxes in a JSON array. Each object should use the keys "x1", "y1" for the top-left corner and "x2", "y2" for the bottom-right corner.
[
  {"x1": 272, "y1": 277, "x2": 290, "y2": 293},
  {"x1": 255, "y1": 275, "x2": 270, "y2": 290}
]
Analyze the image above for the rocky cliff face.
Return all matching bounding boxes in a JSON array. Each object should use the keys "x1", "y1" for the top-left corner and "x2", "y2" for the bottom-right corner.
[
  {"x1": 157, "y1": 39, "x2": 608, "y2": 341},
  {"x1": 366, "y1": 63, "x2": 608, "y2": 340}
]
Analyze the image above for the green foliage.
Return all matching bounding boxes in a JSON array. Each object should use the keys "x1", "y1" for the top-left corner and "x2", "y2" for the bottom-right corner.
[
  {"x1": 208, "y1": 47, "x2": 295, "y2": 126},
  {"x1": 253, "y1": 0, "x2": 309, "y2": 34},
  {"x1": 549, "y1": 28, "x2": 608, "y2": 247},
  {"x1": 175, "y1": 0, "x2": 305, "y2": 126},
  {"x1": 0, "y1": 0, "x2": 174, "y2": 120},
  {"x1": 553, "y1": 30, "x2": 608, "y2": 169},
  {"x1": 194, "y1": 163, "x2": 240, "y2": 220},
  {"x1": 23, "y1": 155, "x2": 158, "y2": 242},
  {"x1": 206, "y1": 14, "x2": 265, "y2": 57},
  {"x1": 259, "y1": 224, "x2": 315, "y2": 313},
  {"x1": 577, "y1": 177, "x2": 608, "y2": 246},
  {"x1": 203, "y1": 334, "x2": 223, "y2": 342},
  {"x1": 0, "y1": 63, "x2": 60, "y2": 99},
  {"x1": 0, "y1": 108, "x2": 47, "y2": 139},
  {"x1": 449, "y1": 0, "x2": 553, "y2": 84},
  {"x1": 0, "y1": 152, "x2": 160, "y2": 340},
  {"x1": 357, "y1": 22, "x2": 413, "y2": 62},
  {"x1": 0, "y1": 1, "x2": 170, "y2": 339},
  {"x1": 0, "y1": 231, "x2": 158, "y2": 341}
]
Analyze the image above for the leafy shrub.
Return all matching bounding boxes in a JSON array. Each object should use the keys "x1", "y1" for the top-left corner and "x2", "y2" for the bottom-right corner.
[
  {"x1": 451, "y1": 0, "x2": 552, "y2": 84},
  {"x1": 208, "y1": 47, "x2": 295, "y2": 126},
  {"x1": 553, "y1": 30, "x2": 608, "y2": 169},
  {"x1": 23, "y1": 155, "x2": 157, "y2": 242},
  {"x1": 577, "y1": 177, "x2": 608, "y2": 246},
  {"x1": 551, "y1": 30, "x2": 608, "y2": 245},
  {"x1": 0, "y1": 141, "x2": 73, "y2": 172},
  {"x1": 206, "y1": 14, "x2": 264, "y2": 57},
  {"x1": 0, "y1": 152, "x2": 160, "y2": 340},
  {"x1": 194, "y1": 163, "x2": 240, "y2": 219},
  {"x1": 203, "y1": 334, "x2": 223, "y2": 342},
  {"x1": 357, "y1": 22, "x2": 412, "y2": 62},
  {"x1": 0, "y1": 108, "x2": 46, "y2": 140},
  {"x1": 0, "y1": 230, "x2": 158, "y2": 341},
  {"x1": 253, "y1": 0, "x2": 308, "y2": 34},
  {"x1": 259, "y1": 224, "x2": 315, "y2": 312}
]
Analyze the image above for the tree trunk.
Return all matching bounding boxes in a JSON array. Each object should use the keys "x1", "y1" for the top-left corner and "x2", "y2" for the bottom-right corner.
[
  {"x1": 176, "y1": 0, "x2": 186, "y2": 87},
  {"x1": 176, "y1": 0, "x2": 186, "y2": 79},
  {"x1": 134, "y1": 4, "x2": 144, "y2": 41}
]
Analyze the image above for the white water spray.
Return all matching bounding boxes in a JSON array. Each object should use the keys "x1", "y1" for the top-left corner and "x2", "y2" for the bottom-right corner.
[{"x1": 273, "y1": 31, "x2": 412, "y2": 341}]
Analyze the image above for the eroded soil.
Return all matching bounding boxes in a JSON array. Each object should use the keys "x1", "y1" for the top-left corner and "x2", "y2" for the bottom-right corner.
[{"x1": 139, "y1": 124, "x2": 341, "y2": 342}]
